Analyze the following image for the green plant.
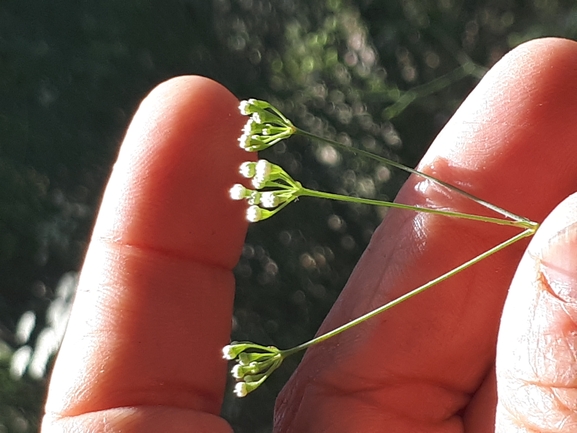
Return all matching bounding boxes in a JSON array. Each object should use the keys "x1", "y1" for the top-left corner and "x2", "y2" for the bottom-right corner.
[{"x1": 224, "y1": 99, "x2": 539, "y2": 397}]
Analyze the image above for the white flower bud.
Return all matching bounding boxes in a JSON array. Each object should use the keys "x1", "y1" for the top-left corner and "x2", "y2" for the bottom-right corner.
[
  {"x1": 234, "y1": 382, "x2": 248, "y2": 397},
  {"x1": 251, "y1": 175, "x2": 266, "y2": 189},
  {"x1": 222, "y1": 345, "x2": 236, "y2": 360},
  {"x1": 231, "y1": 364, "x2": 244, "y2": 379},
  {"x1": 261, "y1": 192, "x2": 279, "y2": 208},
  {"x1": 239, "y1": 161, "x2": 256, "y2": 178},
  {"x1": 239, "y1": 100, "x2": 253, "y2": 116},
  {"x1": 253, "y1": 112, "x2": 264, "y2": 124},
  {"x1": 255, "y1": 160, "x2": 272, "y2": 179},
  {"x1": 243, "y1": 118, "x2": 257, "y2": 135},
  {"x1": 246, "y1": 205, "x2": 263, "y2": 222},
  {"x1": 238, "y1": 133, "x2": 251, "y2": 149},
  {"x1": 229, "y1": 184, "x2": 249, "y2": 200}
]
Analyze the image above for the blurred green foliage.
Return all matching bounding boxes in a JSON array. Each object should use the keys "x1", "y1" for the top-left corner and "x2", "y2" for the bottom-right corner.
[
  {"x1": 0, "y1": 345, "x2": 43, "y2": 433},
  {"x1": 0, "y1": 0, "x2": 576, "y2": 431}
]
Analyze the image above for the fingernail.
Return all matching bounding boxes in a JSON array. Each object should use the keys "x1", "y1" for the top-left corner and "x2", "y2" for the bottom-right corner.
[{"x1": 539, "y1": 222, "x2": 577, "y2": 303}]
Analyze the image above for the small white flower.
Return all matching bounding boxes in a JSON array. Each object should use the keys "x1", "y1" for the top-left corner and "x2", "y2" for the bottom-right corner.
[
  {"x1": 234, "y1": 382, "x2": 248, "y2": 398},
  {"x1": 255, "y1": 160, "x2": 272, "y2": 179},
  {"x1": 229, "y1": 184, "x2": 249, "y2": 200},
  {"x1": 251, "y1": 175, "x2": 267, "y2": 189},
  {"x1": 261, "y1": 191, "x2": 279, "y2": 208},
  {"x1": 239, "y1": 161, "x2": 256, "y2": 178},
  {"x1": 243, "y1": 118, "x2": 256, "y2": 135},
  {"x1": 239, "y1": 99, "x2": 257, "y2": 116},
  {"x1": 253, "y1": 112, "x2": 264, "y2": 124},
  {"x1": 222, "y1": 345, "x2": 236, "y2": 360},
  {"x1": 231, "y1": 364, "x2": 243, "y2": 379},
  {"x1": 238, "y1": 133, "x2": 251, "y2": 149},
  {"x1": 246, "y1": 205, "x2": 263, "y2": 222},
  {"x1": 239, "y1": 100, "x2": 249, "y2": 115}
]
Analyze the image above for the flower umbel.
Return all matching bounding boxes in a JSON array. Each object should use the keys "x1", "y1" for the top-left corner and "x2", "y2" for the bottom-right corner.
[
  {"x1": 230, "y1": 159, "x2": 303, "y2": 222},
  {"x1": 223, "y1": 342, "x2": 284, "y2": 397},
  {"x1": 225, "y1": 97, "x2": 542, "y2": 399},
  {"x1": 238, "y1": 99, "x2": 296, "y2": 152}
]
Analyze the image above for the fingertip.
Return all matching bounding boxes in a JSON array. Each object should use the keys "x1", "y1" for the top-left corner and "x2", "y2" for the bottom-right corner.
[
  {"x1": 531, "y1": 192, "x2": 577, "y2": 303},
  {"x1": 95, "y1": 75, "x2": 252, "y2": 270},
  {"x1": 419, "y1": 37, "x2": 577, "y2": 223},
  {"x1": 426, "y1": 36, "x2": 577, "y2": 162},
  {"x1": 496, "y1": 193, "x2": 577, "y2": 430}
]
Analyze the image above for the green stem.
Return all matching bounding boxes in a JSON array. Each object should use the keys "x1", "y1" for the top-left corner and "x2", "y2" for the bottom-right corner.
[
  {"x1": 363, "y1": 63, "x2": 484, "y2": 116},
  {"x1": 300, "y1": 187, "x2": 532, "y2": 230},
  {"x1": 295, "y1": 128, "x2": 536, "y2": 229},
  {"x1": 281, "y1": 227, "x2": 534, "y2": 358},
  {"x1": 404, "y1": 64, "x2": 475, "y2": 99},
  {"x1": 379, "y1": 65, "x2": 477, "y2": 118}
]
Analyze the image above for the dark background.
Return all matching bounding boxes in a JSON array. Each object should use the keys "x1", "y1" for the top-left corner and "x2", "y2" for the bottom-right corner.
[{"x1": 0, "y1": 0, "x2": 575, "y2": 431}]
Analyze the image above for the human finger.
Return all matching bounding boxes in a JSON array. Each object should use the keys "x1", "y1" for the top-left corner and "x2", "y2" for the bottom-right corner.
[
  {"x1": 42, "y1": 76, "x2": 250, "y2": 432},
  {"x1": 496, "y1": 193, "x2": 577, "y2": 432}
]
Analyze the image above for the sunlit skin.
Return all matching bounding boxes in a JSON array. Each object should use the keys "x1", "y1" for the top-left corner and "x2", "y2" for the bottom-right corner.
[{"x1": 42, "y1": 38, "x2": 577, "y2": 432}]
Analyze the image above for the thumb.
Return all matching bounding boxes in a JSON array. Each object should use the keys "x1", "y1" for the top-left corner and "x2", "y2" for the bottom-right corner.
[{"x1": 496, "y1": 192, "x2": 577, "y2": 432}]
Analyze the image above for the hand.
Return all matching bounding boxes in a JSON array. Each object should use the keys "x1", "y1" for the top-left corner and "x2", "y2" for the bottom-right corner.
[
  {"x1": 41, "y1": 37, "x2": 577, "y2": 433},
  {"x1": 276, "y1": 37, "x2": 577, "y2": 432}
]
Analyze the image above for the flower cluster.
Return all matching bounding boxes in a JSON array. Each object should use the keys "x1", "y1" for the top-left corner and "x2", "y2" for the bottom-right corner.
[
  {"x1": 238, "y1": 99, "x2": 296, "y2": 152},
  {"x1": 222, "y1": 97, "x2": 541, "y2": 401},
  {"x1": 230, "y1": 159, "x2": 302, "y2": 222},
  {"x1": 222, "y1": 342, "x2": 284, "y2": 397}
]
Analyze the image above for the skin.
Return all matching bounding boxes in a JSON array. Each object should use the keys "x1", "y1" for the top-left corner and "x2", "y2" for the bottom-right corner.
[{"x1": 42, "y1": 37, "x2": 577, "y2": 432}]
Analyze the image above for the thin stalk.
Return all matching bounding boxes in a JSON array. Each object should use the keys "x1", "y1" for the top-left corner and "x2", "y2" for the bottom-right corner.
[
  {"x1": 380, "y1": 65, "x2": 477, "y2": 118},
  {"x1": 281, "y1": 227, "x2": 534, "y2": 358},
  {"x1": 301, "y1": 187, "x2": 533, "y2": 230},
  {"x1": 362, "y1": 63, "x2": 485, "y2": 117},
  {"x1": 295, "y1": 128, "x2": 536, "y2": 228}
]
